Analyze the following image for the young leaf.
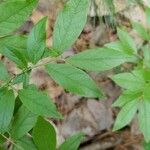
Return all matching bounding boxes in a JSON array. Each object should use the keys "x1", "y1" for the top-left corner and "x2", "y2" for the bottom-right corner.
[
  {"x1": 59, "y1": 133, "x2": 84, "y2": 150},
  {"x1": 0, "y1": 61, "x2": 9, "y2": 81},
  {"x1": 67, "y1": 48, "x2": 137, "y2": 71},
  {"x1": 27, "y1": 17, "x2": 47, "y2": 64},
  {"x1": 138, "y1": 100, "x2": 150, "y2": 142},
  {"x1": 52, "y1": 0, "x2": 89, "y2": 54},
  {"x1": 0, "y1": 89, "x2": 15, "y2": 133},
  {"x1": 18, "y1": 85, "x2": 62, "y2": 118},
  {"x1": 132, "y1": 22, "x2": 150, "y2": 41},
  {"x1": 0, "y1": 0, "x2": 38, "y2": 36},
  {"x1": 113, "y1": 100, "x2": 138, "y2": 131},
  {"x1": 10, "y1": 106, "x2": 37, "y2": 140},
  {"x1": 112, "y1": 90, "x2": 141, "y2": 107},
  {"x1": 32, "y1": 117, "x2": 56, "y2": 150},
  {"x1": 117, "y1": 28, "x2": 137, "y2": 54},
  {"x1": 13, "y1": 136, "x2": 37, "y2": 150},
  {"x1": 111, "y1": 70, "x2": 145, "y2": 91},
  {"x1": 46, "y1": 63, "x2": 103, "y2": 98},
  {"x1": 1, "y1": 46, "x2": 28, "y2": 69}
]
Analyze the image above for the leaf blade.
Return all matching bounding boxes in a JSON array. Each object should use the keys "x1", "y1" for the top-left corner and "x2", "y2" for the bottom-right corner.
[
  {"x1": 138, "y1": 100, "x2": 150, "y2": 142},
  {"x1": 32, "y1": 117, "x2": 56, "y2": 150},
  {"x1": 132, "y1": 22, "x2": 150, "y2": 41},
  {"x1": 111, "y1": 70, "x2": 145, "y2": 91},
  {"x1": 27, "y1": 17, "x2": 47, "y2": 64},
  {"x1": 67, "y1": 48, "x2": 137, "y2": 71},
  {"x1": 59, "y1": 133, "x2": 84, "y2": 150},
  {"x1": 0, "y1": 0, "x2": 38, "y2": 36},
  {"x1": 0, "y1": 89, "x2": 15, "y2": 133},
  {"x1": 18, "y1": 85, "x2": 62, "y2": 118},
  {"x1": 0, "y1": 61, "x2": 9, "y2": 81},
  {"x1": 46, "y1": 63, "x2": 103, "y2": 98},
  {"x1": 117, "y1": 28, "x2": 137, "y2": 54},
  {"x1": 52, "y1": 0, "x2": 89, "y2": 54},
  {"x1": 10, "y1": 105, "x2": 37, "y2": 140},
  {"x1": 113, "y1": 100, "x2": 138, "y2": 131}
]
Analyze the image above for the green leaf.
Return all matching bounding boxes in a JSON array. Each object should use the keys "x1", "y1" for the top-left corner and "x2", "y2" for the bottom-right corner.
[
  {"x1": 14, "y1": 96, "x2": 22, "y2": 115},
  {"x1": 0, "y1": 0, "x2": 38, "y2": 36},
  {"x1": 13, "y1": 136, "x2": 37, "y2": 150},
  {"x1": 143, "y1": 140, "x2": 150, "y2": 150},
  {"x1": 132, "y1": 22, "x2": 150, "y2": 41},
  {"x1": 32, "y1": 117, "x2": 56, "y2": 150},
  {"x1": 67, "y1": 48, "x2": 137, "y2": 72},
  {"x1": 12, "y1": 72, "x2": 29, "y2": 87},
  {"x1": 112, "y1": 90, "x2": 141, "y2": 107},
  {"x1": 0, "y1": 35, "x2": 28, "y2": 61},
  {"x1": 46, "y1": 63, "x2": 103, "y2": 98},
  {"x1": 0, "y1": 135, "x2": 5, "y2": 148},
  {"x1": 18, "y1": 85, "x2": 62, "y2": 118},
  {"x1": 23, "y1": 73, "x2": 30, "y2": 88},
  {"x1": 143, "y1": 45, "x2": 150, "y2": 69},
  {"x1": 10, "y1": 105, "x2": 37, "y2": 140},
  {"x1": 138, "y1": 100, "x2": 150, "y2": 142},
  {"x1": 27, "y1": 17, "x2": 47, "y2": 64},
  {"x1": 1, "y1": 46, "x2": 28, "y2": 69},
  {"x1": 59, "y1": 133, "x2": 84, "y2": 150},
  {"x1": 0, "y1": 35, "x2": 27, "y2": 52},
  {"x1": 0, "y1": 89, "x2": 15, "y2": 133},
  {"x1": 117, "y1": 28, "x2": 137, "y2": 54},
  {"x1": 146, "y1": 7, "x2": 150, "y2": 25},
  {"x1": 52, "y1": 0, "x2": 89, "y2": 54},
  {"x1": 0, "y1": 61, "x2": 9, "y2": 81},
  {"x1": 111, "y1": 70, "x2": 145, "y2": 91},
  {"x1": 105, "y1": 41, "x2": 125, "y2": 52},
  {"x1": 0, "y1": 146, "x2": 6, "y2": 150},
  {"x1": 113, "y1": 100, "x2": 138, "y2": 131}
]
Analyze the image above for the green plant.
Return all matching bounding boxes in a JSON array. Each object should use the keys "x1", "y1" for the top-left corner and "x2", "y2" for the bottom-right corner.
[
  {"x1": 0, "y1": 0, "x2": 150, "y2": 149},
  {"x1": 0, "y1": 0, "x2": 91, "y2": 149}
]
